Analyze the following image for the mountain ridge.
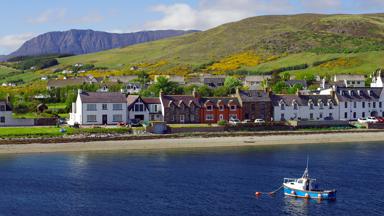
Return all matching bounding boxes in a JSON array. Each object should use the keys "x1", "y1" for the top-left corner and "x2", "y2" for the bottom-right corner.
[{"x1": 5, "y1": 29, "x2": 199, "y2": 59}]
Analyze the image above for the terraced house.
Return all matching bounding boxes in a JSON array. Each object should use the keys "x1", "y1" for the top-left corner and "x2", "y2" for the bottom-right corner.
[
  {"x1": 160, "y1": 91, "x2": 200, "y2": 124},
  {"x1": 199, "y1": 97, "x2": 242, "y2": 123},
  {"x1": 271, "y1": 93, "x2": 338, "y2": 121},
  {"x1": 235, "y1": 89, "x2": 272, "y2": 121}
]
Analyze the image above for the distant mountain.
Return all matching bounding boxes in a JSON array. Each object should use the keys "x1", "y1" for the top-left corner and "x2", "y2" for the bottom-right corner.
[{"x1": 7, "y1": 29, "x2": 198, "y2": 58}]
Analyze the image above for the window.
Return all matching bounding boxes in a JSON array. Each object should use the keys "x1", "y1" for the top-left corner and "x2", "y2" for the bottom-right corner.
[
  {"x1": 362, "y1": 102, "x2": 365, "y2": 108},
  {"x1": 251, "y1": 104, "x2": 256, "y2": 111},
  {"x1": 281, "y1": 113, "x2": 285, "y2": 120},
  {"x1": 0, "y1": 106, "x2": 5, "y2": 111},
  {"x1": 310, "y1": 113, "x2": 314, "y2": 120},
  {"x1": 180, "y1": 115, "x2": 185, "y2": 122},
  {"x1": 329, "y1": 103, "x2": 333, "y2": 109},
  {"x1": 230, "y1": 105, "x2": 237, "y2": 111},
  {"x1": 150, "y1": 115, "x2": 155, "y2": 121},
  {"x1": 171, "y1": 115, "x2": 175, "y2": 121},
  {"x1": 293, "y1": 103, "x2": 298, "y2": 110},
  {"x1": 373, "y1": 102, "x2": 376, "y2": 109},
  {"x1": 219, "y1": 105, "x2": 224, "y2": 111},
  {"x1": 353, "y1": 102, "x2": 357, "y2": 109},
  {"x1": 362, "y1": 112, "x2": 365, "y2": 118},
  {"x1": 380, "y1": 102, "x2": 383, "y2": 108},
  {"x1": 207, "y1": 105, "x2": 213, "y2": 111},
  {"x1": 190, "y1": 115, "x2": 195, "y2": 122},
  {"x1": 344, "y1": 112, "x2": 348, "y2": 119},
  {"x1": 86, "y1": 115, "x2": 97, "y2": 122},
  {"x1": 329, "y1": 113, "x2": 333, "y2": 118},
  {"x1": 113, "y1": 104, "x2": 123, "y2": 110},
  {"x1": 0, "y1": 116, "x2": 4, "y2": 123},
  {"x1": 344, "y1": 102, "x2": 348, "y2": 109},
  {"x1": 319, "y1": 102, "x2": 324, "y2": 110},
  {"x1": 319, "y1": 113, "x2": 323, "y2": 119},
  {"x1": 280, "y1": 103, "x2": 285, "y2": 110},
  {"x1": 113, "y1": 114, "x2": 123, "y2": 122},
  {"x1": 206, "y1": 114, "x2": 214, "y2": 121},
  {"x1": 353, "y1": 112, "x2": 357, "y2": 119},
  {"x1": 86, "y1": 104, "x2": 97, "y2": 111},
  {"x1": 102, "y1": 104, "x2": 108, "y2": 110},
  {"x1": 219, "y1": 114, "x2": 224, "y2": 120},
  {"x1": 153, "y1": 104, "x2": 159, "y2": 112},
  {"x1": 134, "y1": 104, "x2": 144, "y2": 112},
  {"x1": 368, "y1": 103, "x2": 371, "y2": 108}
]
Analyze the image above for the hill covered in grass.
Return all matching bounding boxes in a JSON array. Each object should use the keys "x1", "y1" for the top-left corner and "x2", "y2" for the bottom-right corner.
[{"x1": 57, "y1": 13, "x2": 384, "y2": 77}]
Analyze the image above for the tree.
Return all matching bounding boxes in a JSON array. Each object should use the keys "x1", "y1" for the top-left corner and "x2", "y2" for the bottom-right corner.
[
  {"x1": 272, "y1": 81, "x2": 288, "y2": 94},
  {"x1": 137, "y1": 70, "x2": 150, "y2": 86},
  {"x1": 197, "y1": 85, "x2": 214, "y2": 97},
  {"x1": 214, "y1": 86, "x2": 229, "y2": 96},
  {"x1": 287, "y1": 83, "x2": 304, "y2": 94},
  {"x1": 224, "y1": 77, "x2": 242, "y2": 94},
  {"x1": 142, "y1": 76, "x2": 182, "y2": 96},
  {"x1": 281, "y1": 72, "x2": 291, "y2": 81}
]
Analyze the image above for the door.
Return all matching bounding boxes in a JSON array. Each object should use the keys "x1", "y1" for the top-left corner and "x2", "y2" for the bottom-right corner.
[
  {"x1": 102, "y1": 115, "x2": 108, "y2": 125},
  {"x1": 135, "y1": 115, "x2": 145, "y2": 121},
  {"x1": 180, "y1": 115, "x2": 185, "y2": 123}
]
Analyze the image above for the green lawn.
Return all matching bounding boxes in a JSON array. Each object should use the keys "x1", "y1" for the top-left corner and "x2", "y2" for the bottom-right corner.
[
  {"x1": 48, "y1": 103, "x2": 67, "y2": 109},
  {"x1": 0, "y1": 127, "x2": 74, "y2": 138},
  {"x1": 0, "y1": 126, "x2": 133, "y2": 138}
]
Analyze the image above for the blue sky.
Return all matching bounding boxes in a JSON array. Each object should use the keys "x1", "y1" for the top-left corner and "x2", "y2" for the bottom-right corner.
[{"x1": 0, "y1": 0, "x2": 383, "y2": 54}]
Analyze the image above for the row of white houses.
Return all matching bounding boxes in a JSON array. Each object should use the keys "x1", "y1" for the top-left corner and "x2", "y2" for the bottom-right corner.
[{"x1": 272, "y1": 86, "x2": 384, "y2": 121}]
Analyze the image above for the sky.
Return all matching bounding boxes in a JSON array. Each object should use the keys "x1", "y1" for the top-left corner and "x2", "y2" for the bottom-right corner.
[{"x1": 0, "y1": 0, "x2": 383, "y2": 54}]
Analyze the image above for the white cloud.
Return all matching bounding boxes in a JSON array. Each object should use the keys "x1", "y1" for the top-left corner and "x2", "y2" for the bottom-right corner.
[
  {"x1": 27, "y1": 8, "x2": 67, "y2": 24},
  {"x1": 145, "y1": 0, "x2": 295, "y2": 30},
  {"x1": 0, "y1": 33, "x2": 36, "y2": 54},
  {"x1": 145, "y1": 0, "x2": 384, "y2": 30},
  {"x1": 27, "y1": 8, "x2": 104, "y2": 25}
]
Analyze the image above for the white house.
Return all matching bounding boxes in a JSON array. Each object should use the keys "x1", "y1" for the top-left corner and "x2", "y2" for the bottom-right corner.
[
  {"x1": 271, "y1": 93, "x2": 339, "y2": 121},
  {"x1": 127, "y1": 95, "x2": 149, "y2": 122},
  {"x1": 68, "y1": 90, "x2": 127, "y2": 125},
  {"x1": 334, "y1": 87, "x2": 384, "y2": 120},
  {"x1": 333, "y1": 75, "x2": 365, "y2": 88},
  {"x1": 370, "y1": 69, "x2": 384, "y2": 87},
  {"x1": 143, "y1": 97, "x2": 163, "y2": 121}
]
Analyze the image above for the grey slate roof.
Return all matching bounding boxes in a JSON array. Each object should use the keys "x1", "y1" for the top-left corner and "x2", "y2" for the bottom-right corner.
[
  {"x1": 335, "y1": 87, "x2": 383, "y2": 102},
  {"x1": 79, "y1": 92, "x2": 127, "y2": 103},
  {"x1": 271, "y1": 94, "x2": 337, "y2": 106},
  {"x1": 199, "y1": 97, "x2": 241, "y2": 107},
  {"x1": 161, "y1": 95, "x2": 200, "y2": 108}
]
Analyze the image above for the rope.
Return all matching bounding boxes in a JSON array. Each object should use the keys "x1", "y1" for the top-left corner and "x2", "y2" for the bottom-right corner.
[{"x1": 255, "y1": 185, "x2": 284, "y2": 196}]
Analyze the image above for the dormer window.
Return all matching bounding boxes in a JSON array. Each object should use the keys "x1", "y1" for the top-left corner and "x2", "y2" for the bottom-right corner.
[
  {"x1": 230, "y1": 105, "x2": 237, "y2": 111},
  {"x1": 328, "y1": 100, "x2": 333, "y2": 109},
  {"x1": 293, "y1": 103, "x2": 298, "y2": 110},
  {"x1": 206, "y1": 105, "x2": 213, "y2": 111},
  {"x1": 279, "y1": 100, "x2": 285, "y2": 110},
  {"x1": 319, "y1": 101, "x2": 324, "y2": 110},
  {"x1": 308, "y1": 100, "x2": 314, "y2": 110}
]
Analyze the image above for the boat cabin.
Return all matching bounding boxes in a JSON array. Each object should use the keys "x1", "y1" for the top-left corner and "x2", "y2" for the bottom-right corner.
[{"x1": 284, "y1": 177, "x2": 318, "y2": 191}]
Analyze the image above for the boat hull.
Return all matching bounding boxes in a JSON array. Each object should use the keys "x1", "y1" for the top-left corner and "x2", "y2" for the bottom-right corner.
[{"x1": 284, "y1": 186, "x2": 336, "y2": 200}]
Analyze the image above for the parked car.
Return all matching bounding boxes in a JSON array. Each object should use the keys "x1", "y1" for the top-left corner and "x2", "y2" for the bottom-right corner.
[
  {"x1": 229, "y1": 118, "x2": 241, "y2": 125},
  {"x1": 254, "y1": 119, "x2": 266, "y2": 124},
  {"x1": 367, "y1": 117, "x2": 379, "y2": 123},
  {"x1": 242, "y1": 119, "x2": 252, "y2": 123},
  {"x1": 358, "y1": 118, "x2": 368, "y2": 123},
  {"x1": 377, "y1": 117, "x2": 384, "y2": 123},
  {"x1": 129, "y1": 119, "x2": 142, "y2": 127}
]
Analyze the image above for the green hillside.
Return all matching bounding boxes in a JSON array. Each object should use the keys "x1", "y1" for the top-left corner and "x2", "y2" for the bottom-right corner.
[{"x1": 57, "y1": 13, "x2": 384, "y2": 76}]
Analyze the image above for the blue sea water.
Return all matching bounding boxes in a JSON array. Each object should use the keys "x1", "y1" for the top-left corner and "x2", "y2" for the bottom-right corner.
[{"x1": 0, "y1": 142, "x2": 383, "y2": 216}]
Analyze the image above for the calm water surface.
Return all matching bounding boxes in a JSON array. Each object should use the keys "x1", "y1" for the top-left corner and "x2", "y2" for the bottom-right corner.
[{"x1": 0, "y1": 142, "x2": 383, "y2": 215}]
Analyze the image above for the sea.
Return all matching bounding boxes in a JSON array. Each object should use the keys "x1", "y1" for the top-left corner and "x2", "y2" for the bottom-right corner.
[{"x1": 0, "y1": 141, "x2": 383, "y2": 215}]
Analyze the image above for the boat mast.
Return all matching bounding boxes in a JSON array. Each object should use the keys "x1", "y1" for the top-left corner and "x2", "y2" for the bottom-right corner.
[{"x1": 302, "y1": 156, "x2": 309, "y2": 179}]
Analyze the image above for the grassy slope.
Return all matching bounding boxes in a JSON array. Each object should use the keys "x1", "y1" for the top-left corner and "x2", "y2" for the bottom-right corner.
[{"x1": 58, "y1": 13, "x2": 384, "y2": 76}]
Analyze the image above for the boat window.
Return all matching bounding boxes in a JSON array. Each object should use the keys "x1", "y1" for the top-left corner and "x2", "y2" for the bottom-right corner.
[{"x1": 298, "y1": 180, "x2": 303, "y2": 183}]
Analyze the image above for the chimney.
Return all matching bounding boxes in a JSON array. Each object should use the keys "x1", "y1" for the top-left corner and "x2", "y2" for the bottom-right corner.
[
  {"x1": 235, "y1": 87, "x2": 240, "y2": 96},
  {"x1": 5, "y1": 94, "x2": 10, "y2": 103},
  {"x1": 330, "y1": 90, "x2": 336, "y2": 98},
  {"x1": 78, "y1": 89, "x2": 82, "y2": 95},
  {"x1": 192, "y1": 88, "x2": 199, "y2": 99},
  {"x1": 296, "y1": 89, "x2": 301, "y2": 96},
  {"x1": 159, "y1": 89, "x2": 164, "y2": 97}
]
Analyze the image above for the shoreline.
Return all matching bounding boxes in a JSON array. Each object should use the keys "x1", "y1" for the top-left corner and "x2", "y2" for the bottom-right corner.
[{"x1": 0, "y1": 131, "x2": 383, "y2": 154}]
